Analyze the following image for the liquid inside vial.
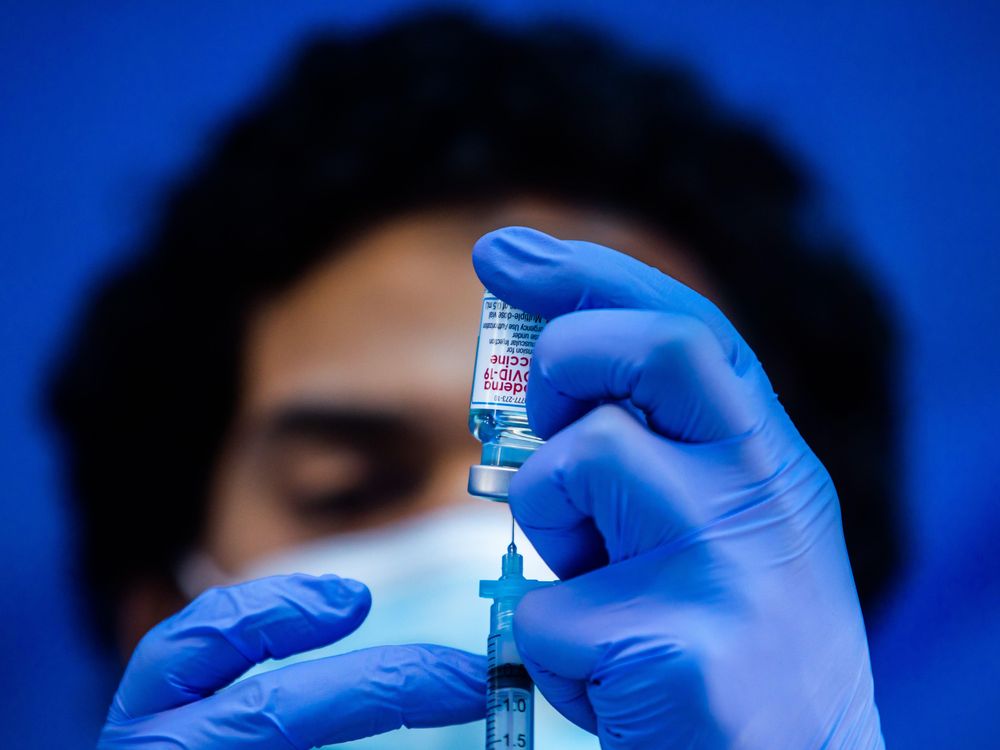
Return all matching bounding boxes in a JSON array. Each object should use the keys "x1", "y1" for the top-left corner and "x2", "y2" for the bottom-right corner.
[{"x1": 468, "y1": 292, "x2": 546, "y2": 482}]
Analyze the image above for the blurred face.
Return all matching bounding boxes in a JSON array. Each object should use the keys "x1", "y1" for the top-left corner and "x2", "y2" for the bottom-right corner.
[
  {"x1": 204, "y1": 200, "x2": 714, "y2": 573},
  {"x1": 122, "y1": 199, "x2": 713, "y2": 652}
]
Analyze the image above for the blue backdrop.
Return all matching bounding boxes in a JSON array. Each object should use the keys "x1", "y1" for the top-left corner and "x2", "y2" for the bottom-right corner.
[{"x1": 2, "y1": 2, "x2": 998, "y2": 746}]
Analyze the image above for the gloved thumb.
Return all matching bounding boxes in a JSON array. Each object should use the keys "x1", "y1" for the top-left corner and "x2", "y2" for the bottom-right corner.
[
  {"x1": 512, "y1": 581, "x2": 598, "y2": 734},
  {"x1": 513, "y1": 555, "x2": 728, "y2": 749}
]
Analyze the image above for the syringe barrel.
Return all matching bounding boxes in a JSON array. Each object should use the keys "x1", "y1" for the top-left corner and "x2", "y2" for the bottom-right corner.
[
  {"x1": 481, "y1": 546, "x2": 549, "y2": 750},
  {"x1": 489, "y1": 601, "x2": 522, "y2": 663},
  {"x1": 486, "y1": 622, "x2": 535, "y2": 749},
  {"x1": 490, "y1": 598, "x2": 517, "y2": 637}
]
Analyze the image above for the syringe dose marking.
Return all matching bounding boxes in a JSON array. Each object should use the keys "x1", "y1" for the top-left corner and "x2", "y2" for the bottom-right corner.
[{"x1": 487, "y1": 642, "x2": 534, "y2": 749}]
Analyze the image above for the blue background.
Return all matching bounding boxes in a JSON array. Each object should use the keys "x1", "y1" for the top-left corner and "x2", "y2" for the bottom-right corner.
[{"x1": 2, "y1": 2, "x2": 997, "y2": 746}]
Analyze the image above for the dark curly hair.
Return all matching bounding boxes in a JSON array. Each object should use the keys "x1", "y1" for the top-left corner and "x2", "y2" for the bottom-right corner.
[{"x1": 47, "y1": 11, "x2": 901, "y2": 645}]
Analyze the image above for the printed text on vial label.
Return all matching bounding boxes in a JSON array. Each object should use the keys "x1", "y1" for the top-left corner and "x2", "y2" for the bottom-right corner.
[{"x1": 471, "y1": 297, "x2": 545, "y2": 409}]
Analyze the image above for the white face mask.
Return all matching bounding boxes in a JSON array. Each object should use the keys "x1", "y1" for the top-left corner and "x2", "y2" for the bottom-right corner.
[{"x1": 178, "y1": 500, "x2": 597, "y2": 750}]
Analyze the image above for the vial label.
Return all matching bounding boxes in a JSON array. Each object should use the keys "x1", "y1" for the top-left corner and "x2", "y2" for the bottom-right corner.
[{"x1": 470, "y1": 292, "x2": 545, "y2": 411}]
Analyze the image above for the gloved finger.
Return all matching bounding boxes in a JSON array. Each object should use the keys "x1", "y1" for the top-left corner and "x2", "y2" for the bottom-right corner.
[
  {"x1": 111, "y1": 573, "x2": 371, "y2": 720},
  {"x1": 513, "y1": 552, "x2": 726, "y2": 750},
  {"x1": 528, "y1": 309, "x2": 766, "y2": 442},
  {"x1": 513, "y1": 564, "x2": 643, "y2": 736},
  {"x1": 520, "y1": 656, "x2": 598, "y2": 734},
  {"x1": 100, "y1": 645, "x2": 486, "y2": 749},
  {"x1": 509, "y1": 404, "x2": 694, "y2": 578},
  {"x1": 472, "y1": 226, "x2": 754, "y2": 374}
]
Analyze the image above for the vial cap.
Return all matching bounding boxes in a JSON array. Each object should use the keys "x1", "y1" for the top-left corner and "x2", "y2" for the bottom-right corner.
[{"x1": 468, "y1": 464, "x2": 518, "y2": 501}]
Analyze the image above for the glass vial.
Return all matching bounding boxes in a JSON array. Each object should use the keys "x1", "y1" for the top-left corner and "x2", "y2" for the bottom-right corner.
[{"x1": 468, "y1": 291, "x2": 545, "y2": 500}]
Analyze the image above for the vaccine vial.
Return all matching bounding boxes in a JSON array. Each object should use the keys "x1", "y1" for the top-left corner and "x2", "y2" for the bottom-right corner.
[{"x1": 468, "y1": 291, "x2": 546, "y2": 500}]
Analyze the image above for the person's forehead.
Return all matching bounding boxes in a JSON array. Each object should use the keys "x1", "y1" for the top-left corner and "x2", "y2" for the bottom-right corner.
[
  {"x1": 242, "y1": 213, "x2": 484, "y2": 420},
  {"x1": 238, "y1": 201, "x2": 703, "y2": 423}
]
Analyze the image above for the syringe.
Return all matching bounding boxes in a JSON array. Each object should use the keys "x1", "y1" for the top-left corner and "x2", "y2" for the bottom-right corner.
[{"x1": 479, "y1": 537, "x2": 553, "y2": 750}]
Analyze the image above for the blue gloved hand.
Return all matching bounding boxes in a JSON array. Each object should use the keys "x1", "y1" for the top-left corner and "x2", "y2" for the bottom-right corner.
[
  {"x1": 98, "y1": 574, "x2": 485, "y2": 748},
  {"x1": 474, "y1": 227, "x2": 884, "y2": 749}
]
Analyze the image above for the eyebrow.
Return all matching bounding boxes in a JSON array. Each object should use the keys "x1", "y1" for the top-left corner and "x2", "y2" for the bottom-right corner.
[{"x1": 261, "y1": 405, "x2": 416, "y2": 444}]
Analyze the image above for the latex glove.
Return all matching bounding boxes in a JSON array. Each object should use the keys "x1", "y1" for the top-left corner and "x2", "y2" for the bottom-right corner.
[
  {"x1": 474, "y1": 227, "x2": 884, "y2": 749},
  {"x1": 98, "y1": 574, "x2": 485, "y2": 748}
]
